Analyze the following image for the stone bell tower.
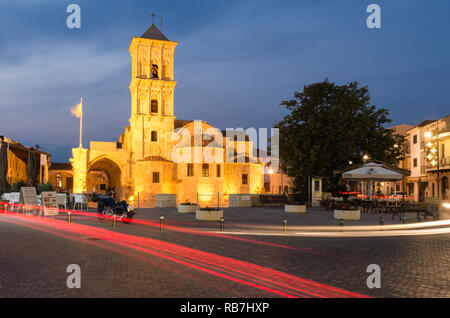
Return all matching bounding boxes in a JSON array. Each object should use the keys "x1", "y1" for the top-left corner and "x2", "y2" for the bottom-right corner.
[{"x1": 128, "y1": 23, "x2": 178, "y2": 160}]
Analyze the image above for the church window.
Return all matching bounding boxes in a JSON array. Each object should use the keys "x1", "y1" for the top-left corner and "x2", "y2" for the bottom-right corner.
[
  {"x1": 242, "y1": 174, "x2": 248, "y2": 185},
  {"x1": 187, "y1": 164, "x2": 194, "y2": 177},
  {"x1": 151, "y1": 100, "x2": 158, "y2": 113},
  {"x1": 151, "y1": 64, "x2": 159, "y2": 79},
  {"x1": 151, "y1": 131, "x2": 158, "y2": 142},
  {"x1": 152, "y1": 172, "x2": 160, "y2": 183},
  {"x1": 202, "y1": 164, "x2": 209, "y2": 177}
]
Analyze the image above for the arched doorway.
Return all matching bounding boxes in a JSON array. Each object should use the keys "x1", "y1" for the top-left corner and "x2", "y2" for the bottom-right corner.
[{"x1": 88, "y1": 158, "x2": 122, "y2": 200}]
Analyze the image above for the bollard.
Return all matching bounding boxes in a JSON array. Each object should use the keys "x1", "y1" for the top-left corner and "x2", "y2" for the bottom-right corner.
[
  {"x1": 339, "y1": 219, "x2": 344, "y2": 231},
  {"x1": 220, "y1": 217, "x2": 224, "y2": 232},
  {"x1": 160, "y1": 215, "x2": 165, "y2": 231},
  {"x1": 113, "y1": 215, "x2": 117, "y2": 229},
  {"x1": 68, "y1": 211, "x2": 72, "y2": 224},
  {"x1": 379, "y1": 216, "x2": 384, "y2": 225},
  {"x1": 282, "y1": 218, "x2": 287, "y2": 232},
  {"x1": 402, "y1": 214, "x2": 407, "y2": 224}
]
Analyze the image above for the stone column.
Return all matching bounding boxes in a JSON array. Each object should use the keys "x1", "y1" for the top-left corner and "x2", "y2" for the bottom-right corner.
[{"x1": 70, "y1": 147, "x2": 88, "y2": 193}]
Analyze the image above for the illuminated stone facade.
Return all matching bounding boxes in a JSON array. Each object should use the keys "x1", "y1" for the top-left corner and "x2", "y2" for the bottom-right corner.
[
  {"x1": 1, "y1": 138, "x2": 49, "y2": 188},
  {"x1": 71, "y1": 24, "x2": 264, "y2": 207}
]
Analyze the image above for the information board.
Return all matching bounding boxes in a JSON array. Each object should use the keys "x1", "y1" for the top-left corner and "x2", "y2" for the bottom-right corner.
[{"x1": 41, "y1": 191, "x2": 59, "y2": 216}]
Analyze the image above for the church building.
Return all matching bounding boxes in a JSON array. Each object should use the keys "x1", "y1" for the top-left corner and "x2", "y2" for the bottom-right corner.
[{"x1": 70, "y1": 23, "x2": 265, "y2": 207}]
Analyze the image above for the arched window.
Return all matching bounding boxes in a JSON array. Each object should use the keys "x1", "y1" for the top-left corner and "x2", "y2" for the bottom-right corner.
[
  {"x1": 151, "y1": 100, "x2": 158, "y2": 113},
  {"x1": 151, "y1": 64, "x2": 159, "y2": 79},
  {"x1": 151, "y1": 131, "x2": 158, "y2": 142},
  {"x1": 56, "y1": 174, "x2": 63, "y2": 188}
]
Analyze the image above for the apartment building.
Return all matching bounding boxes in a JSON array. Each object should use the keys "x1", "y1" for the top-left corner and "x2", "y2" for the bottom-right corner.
[{"x1": 406, "y1": 116, "x2": 450, "y2": 201}]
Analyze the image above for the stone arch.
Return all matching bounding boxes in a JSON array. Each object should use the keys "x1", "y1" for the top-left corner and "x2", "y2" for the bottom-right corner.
[{"x1": 88, "y1": 157, "x2": 123, "y2": 200}]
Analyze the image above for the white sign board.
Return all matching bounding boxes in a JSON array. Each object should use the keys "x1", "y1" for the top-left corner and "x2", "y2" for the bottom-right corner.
[
  {"x1": 19, "y1": 187, "x2": 38, "y2": 212},
  {"x1": 41, "y1": 191, "x2": 59, "y2": 216}
]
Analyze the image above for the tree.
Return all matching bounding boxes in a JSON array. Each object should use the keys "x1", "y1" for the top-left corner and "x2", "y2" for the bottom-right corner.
[{"x1": 276, "y1": 79, "x2": 404, "y2": 196}]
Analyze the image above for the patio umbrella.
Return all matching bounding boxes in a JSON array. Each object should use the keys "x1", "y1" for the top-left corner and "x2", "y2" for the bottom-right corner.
[
  {"x1": 27, "y1": 147, "x2": 37, "y2": 186},
  {"x1": 0, "y1": 141, "x2": 9, "y2": 193},
  {"x1": 342, "y1": 162, "x2": 403, "y2": 181},
  {"x1": 342, "y1": 162, "x2": 403, "y2": 200}
]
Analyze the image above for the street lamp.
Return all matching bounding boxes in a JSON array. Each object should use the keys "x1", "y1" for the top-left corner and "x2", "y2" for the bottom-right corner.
[
  {"x1": 363, "y1": 154, "x2": 369, "y2": 161},
  {"x1": 425, "y1": 125, "x2": 440, "y2": 200}
]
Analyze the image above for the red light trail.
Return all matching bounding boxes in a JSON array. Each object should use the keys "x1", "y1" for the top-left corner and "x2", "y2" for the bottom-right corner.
[
  {"x1": 0, "y1": 208, "x2": 368, "y2": 298},
  {"x1": 1, "y1": 202, "x2": 327, "y2": 254}
]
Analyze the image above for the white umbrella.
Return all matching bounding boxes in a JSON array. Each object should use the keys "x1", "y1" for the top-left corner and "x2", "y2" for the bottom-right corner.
[
  {"x1": 342, "y1": 162, "x2": 403, "y2": 181},
  {"x1": 342, "y1": 162, "x2": 403, "y2": 200}
]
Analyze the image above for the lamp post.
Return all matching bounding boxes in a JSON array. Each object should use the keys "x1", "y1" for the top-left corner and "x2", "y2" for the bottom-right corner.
[
  {"x1": 425, "y1": 123, "x2": 440, "y2": 201},
  {"x1": 362, "y1": 154, "x2": 370, "y2": 198},
  {"x1": 436, "y1": 122, "x2": 440, "y2": 201}
]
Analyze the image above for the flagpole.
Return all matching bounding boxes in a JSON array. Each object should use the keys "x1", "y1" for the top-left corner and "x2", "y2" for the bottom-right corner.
[
  {"x1": 7, "y1": 132, "x2": 10, "y2": 187},
  {"x1": 79, "y1": 98, "x2": 83, "y2": 148}
]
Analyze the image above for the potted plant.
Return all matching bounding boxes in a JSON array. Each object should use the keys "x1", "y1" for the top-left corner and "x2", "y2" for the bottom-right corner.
[
  {"x1": 334, "y1": 202, "x2": 361, "y2": 220},
  {"x1": 284, "y1": 200, "x2": 306, "y2": 213},
  {"x1": 196, "y1": 205, "x2": 223, "y2": 221},
  {"x1": 178, "y1": 201, "x2": 199, "y2": 214}
]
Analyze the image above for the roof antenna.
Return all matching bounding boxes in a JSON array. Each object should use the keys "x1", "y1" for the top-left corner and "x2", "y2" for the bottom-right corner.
[
  {"x1": 161, "y1": 15, "x2": 163, "y2": 32},
  {"x1": 151, "y1": 12, "x2": 156, "y2": 25}
]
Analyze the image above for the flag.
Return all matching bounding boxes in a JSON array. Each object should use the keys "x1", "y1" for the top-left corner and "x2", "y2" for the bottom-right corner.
[{"x1": 70, "y1": 100, "x2": 82, "y2": 118}]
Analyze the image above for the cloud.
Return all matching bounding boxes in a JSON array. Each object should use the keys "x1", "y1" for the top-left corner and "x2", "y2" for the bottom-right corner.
[
  {"x1": 0, "y1": 41, "x2": 130, "y2": 160},
  {"x1": 0, "y1": 42, "x2": 128, "y2": 113}
]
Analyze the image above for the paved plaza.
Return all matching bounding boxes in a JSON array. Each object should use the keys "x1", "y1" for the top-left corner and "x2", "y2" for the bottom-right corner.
[{"x1": 0, "y1": 206, "x2": 449, "y2": 298}]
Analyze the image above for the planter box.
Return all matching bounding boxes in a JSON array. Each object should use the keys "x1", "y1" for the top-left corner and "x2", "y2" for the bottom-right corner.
[
  {"x1": 334, "y1": 209, "x2": 361, "y2": 220},
  {"x1": 285, "y1": 204, "x2": 306, "y2": 213},
  {"x1": 196, "y1": 209, "x2": 223, "y2": 221},
  {"x1": 156, "y1": 194, "x2": 177, "y2": 208},
  {"x1": 178, "y1": 204, "x2": 199, "y2": 214}
]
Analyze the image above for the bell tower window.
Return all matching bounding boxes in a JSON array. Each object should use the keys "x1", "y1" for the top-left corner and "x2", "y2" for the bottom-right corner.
[
  {"x1": 151, "y1": 100, "x2": 158, "y2": 113},
  {"x1": 151, "y1": 131, "x2": 158, "y2": 142},
  {"x1": 151, "y1": 64, "x2": 159, "y2": 79}
]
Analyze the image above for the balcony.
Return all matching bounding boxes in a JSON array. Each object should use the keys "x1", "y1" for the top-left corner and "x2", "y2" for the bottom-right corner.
[{"x1": 426, "y1": 156, "x2": 450, "y2": 171}]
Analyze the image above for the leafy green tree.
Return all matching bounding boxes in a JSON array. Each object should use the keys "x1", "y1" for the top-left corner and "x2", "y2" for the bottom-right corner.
[
  {"x1": 37, "y1": 183, "x2": 55, "y2": 194},
  {"x1": 12, "y1": 180, "x2": 27, "y2": 192},
  {"x1": 276, "y1": 79, "x2": 405, "y2": 196}
]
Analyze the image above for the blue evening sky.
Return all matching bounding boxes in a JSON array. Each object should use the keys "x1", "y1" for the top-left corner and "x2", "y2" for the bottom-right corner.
[{"x1": 0, "y1": 0, "x2": 449, "y2": 161}]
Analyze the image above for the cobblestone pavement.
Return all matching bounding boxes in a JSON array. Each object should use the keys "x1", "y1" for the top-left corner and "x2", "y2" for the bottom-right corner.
[{"x1": 0, "y1": 206, "x2": 448, "y2": 298}]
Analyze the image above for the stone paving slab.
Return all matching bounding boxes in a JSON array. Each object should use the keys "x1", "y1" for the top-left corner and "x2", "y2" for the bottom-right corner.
[{"x1": 0, "y1": 207, "x2": 448, "y2": 298}]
